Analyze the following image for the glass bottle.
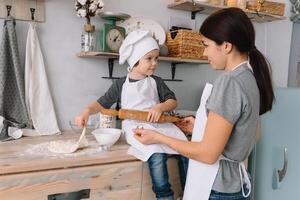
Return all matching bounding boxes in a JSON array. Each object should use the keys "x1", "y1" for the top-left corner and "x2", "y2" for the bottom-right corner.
[{"x1": 81, "y1": 24, "x2": 96, "y2": 52}]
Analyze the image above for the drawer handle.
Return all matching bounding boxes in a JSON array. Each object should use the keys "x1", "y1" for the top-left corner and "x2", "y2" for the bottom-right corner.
[{"x1": 48, "y1": 189, "x2": 90, "y2": 200}]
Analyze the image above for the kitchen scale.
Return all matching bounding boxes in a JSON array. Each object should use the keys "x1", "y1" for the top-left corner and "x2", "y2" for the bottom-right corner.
[{"x1": 99, "y1": 12, "x2": 130, "y2": 53}]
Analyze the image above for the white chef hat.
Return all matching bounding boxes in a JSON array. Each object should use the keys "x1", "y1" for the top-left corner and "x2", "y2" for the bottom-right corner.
[{"x1": 119, "y1": 30, "x2": 159, "y2": 69}]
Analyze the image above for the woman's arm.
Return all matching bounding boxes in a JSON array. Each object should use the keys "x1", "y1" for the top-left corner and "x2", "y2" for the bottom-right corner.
[{"x1": 135, "y1": 111, "x2": 233, "y2": 164}]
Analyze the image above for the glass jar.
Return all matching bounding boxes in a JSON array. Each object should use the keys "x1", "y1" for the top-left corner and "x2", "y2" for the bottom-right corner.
[
  {"x1": 81, "y1": 31, "x2": 95, "y2": 52},
  {"x1": 99, "y1": 113, "x2": 116, "y2": 128},
  {"x1": 81, "y1": 24, "x2": 96, "y2": 52}
]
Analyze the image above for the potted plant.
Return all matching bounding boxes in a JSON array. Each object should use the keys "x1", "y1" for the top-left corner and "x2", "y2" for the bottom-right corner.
[
  {"x1": 75, "y1": 0, "x2": 104, "y2": 51},
  {"x1": 75, "y1": 0, "x2": 104, "y2": 32}
]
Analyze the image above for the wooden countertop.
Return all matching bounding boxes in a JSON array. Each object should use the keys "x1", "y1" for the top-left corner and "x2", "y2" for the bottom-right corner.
[{"x1": 0, "y1": 132, "x2": 137, "y2": 175}]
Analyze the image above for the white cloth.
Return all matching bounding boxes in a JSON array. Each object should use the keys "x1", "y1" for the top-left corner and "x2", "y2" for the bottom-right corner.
[
  {"x1": 121, "y1": 75, "x2": 187, "y2": 161},
  {"x1": 119, "y1": 30, "x2": 159, "y2": 69},
  {"x1": 24, "y1": 22, "x2": 60, "y2": 136},
  {"x1": 183, "y1": 82, "x2": 251, "y2": 200}
]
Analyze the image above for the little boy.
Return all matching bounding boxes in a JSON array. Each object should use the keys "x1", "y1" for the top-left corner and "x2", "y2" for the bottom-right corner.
[{"x1": 75, "y1": 30, "x2": 188, "y2": 200}]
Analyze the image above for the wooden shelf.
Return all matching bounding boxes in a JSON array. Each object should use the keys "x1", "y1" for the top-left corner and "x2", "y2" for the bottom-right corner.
[
  {"x1": 77, "y1": 51, "x2": 119, "y2": 59},
  {"x1": 77, "y1": 51, "x2": 208, "y2": 81},
  {"x1": 168, "y1": 0, "x2": 286, "y2": 23},
  {"x1": 77, "y1": 51, "x2": 209, "y2": 64}
]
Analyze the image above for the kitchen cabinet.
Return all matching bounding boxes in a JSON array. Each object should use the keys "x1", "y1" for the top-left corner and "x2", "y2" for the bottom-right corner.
[
  {"x1": 0, "y1": 132, "x2": 183, "y2": 200},
  {"x1": 253, "y1": 88, "x2": 300, "y2": 199}
]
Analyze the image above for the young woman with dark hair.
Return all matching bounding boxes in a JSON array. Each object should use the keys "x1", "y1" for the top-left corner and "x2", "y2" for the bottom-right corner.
[{"x1": 133, "y1": 7, "x2": 274, "y2": 200}]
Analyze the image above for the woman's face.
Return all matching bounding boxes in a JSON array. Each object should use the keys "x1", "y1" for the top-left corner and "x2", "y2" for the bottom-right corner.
[
  {"x1": 202, "y1": 36, "x2": 227, "y2": 70},
  {"x1": 134, "y1": 49, "x2": 159, "y2": 76}
]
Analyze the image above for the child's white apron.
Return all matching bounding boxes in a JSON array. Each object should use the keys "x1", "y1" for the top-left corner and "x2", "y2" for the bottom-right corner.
[{"x1": 121, "y1": 75, "x2": 187, "y2": 161}]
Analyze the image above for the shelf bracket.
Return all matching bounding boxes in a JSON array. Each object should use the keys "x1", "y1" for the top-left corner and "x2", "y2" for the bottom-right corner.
[
  {"x1": 163, "y1": 63, "x2": 183, "y2": 82},
  {"x1": 191, "y1": 8, "x2": 204, "y2": 20},
  {"x1": 102, "y1": 58, "x2": 120, "y2": 79}
]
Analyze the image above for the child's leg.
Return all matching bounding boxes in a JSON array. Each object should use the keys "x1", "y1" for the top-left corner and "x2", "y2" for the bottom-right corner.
[
  {"x1": 147, "y1": 153, "x2": 174, "y2": 200},
  {"x1": 175, "y1": 155, "x2": 189, "y2": 190}
]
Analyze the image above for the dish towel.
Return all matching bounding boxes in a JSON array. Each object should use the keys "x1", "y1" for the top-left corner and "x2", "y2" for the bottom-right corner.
[
  {"x1": 0, "y1": 19, "x2": 31, "y2": 140},
  {"x1": 24, "y1": 22, "x2": 60, "y2": 135}
]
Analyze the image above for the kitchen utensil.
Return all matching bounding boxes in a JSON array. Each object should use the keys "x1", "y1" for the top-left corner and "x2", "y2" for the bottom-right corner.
[
  {"x1": 100, "y1": 109, "x2": 180, "y2": 123},
  {"x1": 91, "y1": 128, "x2": 121, "y2": 151}
]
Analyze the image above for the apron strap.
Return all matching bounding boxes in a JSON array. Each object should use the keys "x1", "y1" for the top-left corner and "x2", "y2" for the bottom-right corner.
[
  {"x1": 238, "y1": 162, "x2": 251, "y2": 198},
  {"x1": 220, "y1": 155, "x2": 251, "y2": 198}
]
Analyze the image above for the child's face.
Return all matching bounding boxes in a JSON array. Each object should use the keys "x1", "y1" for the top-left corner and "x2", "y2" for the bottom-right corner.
[
  {"x1": 133, "y1": 49, "x2": 159, "y2": 76},
  {"x1": 202, "y1": 36, "x2": 227, "y2": 70}
]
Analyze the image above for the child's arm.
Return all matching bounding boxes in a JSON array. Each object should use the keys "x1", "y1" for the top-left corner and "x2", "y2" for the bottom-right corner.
[
  {"x1": 75, "y1": 101, "x2": 105, "y2": 128},
  {"x1": 148, "y1": 99, "x2": 177, "y2": 123},
  {"x1": 75, "y1": 78, "x2": 123, "y2": 128}
]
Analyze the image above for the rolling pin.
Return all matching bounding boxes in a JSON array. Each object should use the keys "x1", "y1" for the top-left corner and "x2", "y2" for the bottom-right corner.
[{"x1": 100, "y1": 108, "x2": 180, "y2": 123}]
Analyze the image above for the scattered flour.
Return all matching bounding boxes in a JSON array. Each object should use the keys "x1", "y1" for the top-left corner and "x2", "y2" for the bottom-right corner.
[
  {"x1": 48, "y1": 137, "x2": 89, "y2": 154},
  {"x1": 17, "y1": 139, "x2": 104, "y2": 158}
]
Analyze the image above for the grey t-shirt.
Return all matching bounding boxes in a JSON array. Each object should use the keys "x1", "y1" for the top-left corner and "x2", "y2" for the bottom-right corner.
[
  {"x1": 97, "y1": 75, "x2": 176, "y2": 108},
  {"x1": 206, "y1": 64, "x2": 260, "y2": 193}
]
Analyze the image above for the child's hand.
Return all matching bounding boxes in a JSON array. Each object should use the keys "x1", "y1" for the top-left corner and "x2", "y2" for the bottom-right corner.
[
  {"x1": 147, "y1": 104, "x2": 163, "y2": 123},
  {"x1": 175, "y1": 116, "x2": 195, "y2": 134},
  {"x1": 75, "y1": 109, "x2": 90, "y2": 128}
]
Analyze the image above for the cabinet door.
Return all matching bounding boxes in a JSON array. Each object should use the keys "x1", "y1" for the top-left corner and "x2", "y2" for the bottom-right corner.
[{"x1": 254, "y1": 88, "x2": 300, "y2": 199}]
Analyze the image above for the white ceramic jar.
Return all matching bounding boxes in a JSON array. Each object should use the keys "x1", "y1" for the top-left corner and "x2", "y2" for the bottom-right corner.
[{"x1": 99, "y1": 113, "x2": 116, "y2": 128}]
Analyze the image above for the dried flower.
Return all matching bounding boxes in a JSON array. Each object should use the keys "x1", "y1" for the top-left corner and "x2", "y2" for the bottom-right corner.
[
  {"x1": 77, "y1": 9, "x2": 87, "y2": 18},
  {"x1": 75, "y1": 0, "x2": 104, "y2": 24}
]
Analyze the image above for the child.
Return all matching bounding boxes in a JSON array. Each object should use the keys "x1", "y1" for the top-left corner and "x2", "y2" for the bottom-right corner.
[{"x1": 75, "y1": 30, "x2": 188, "y2": 200}]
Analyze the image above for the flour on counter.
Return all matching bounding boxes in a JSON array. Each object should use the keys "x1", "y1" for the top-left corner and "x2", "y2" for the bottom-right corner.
[
  {"x1": 17, "y1": 139, "x2": 103, "y2": 158},
  {"x1": 48, "y1": 137, "x2": 89, "y2": 154}
]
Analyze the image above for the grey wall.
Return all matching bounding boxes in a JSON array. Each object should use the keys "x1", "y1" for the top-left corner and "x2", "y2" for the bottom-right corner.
[{"x1": 0, "y1": 0, "x2": 293, "y2": 130}]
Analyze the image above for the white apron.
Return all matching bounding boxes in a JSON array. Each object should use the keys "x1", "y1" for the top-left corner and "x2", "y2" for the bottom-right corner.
[
  {"x1": 183, "y1": 82, "x2": 251, "y2": 200},
  {"x1": 121, "y1": 75, "x2": 187, "y2": 161}
]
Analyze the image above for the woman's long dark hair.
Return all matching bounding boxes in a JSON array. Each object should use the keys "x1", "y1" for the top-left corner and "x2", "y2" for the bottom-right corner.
[{"x1": 200, "y1": 7, "x2": 274, "y2": 115}]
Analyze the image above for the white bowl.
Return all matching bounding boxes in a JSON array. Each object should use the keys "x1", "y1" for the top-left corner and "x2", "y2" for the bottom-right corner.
[{"x1": 91, "y1": 128, "x2": 121, "y2": 149}]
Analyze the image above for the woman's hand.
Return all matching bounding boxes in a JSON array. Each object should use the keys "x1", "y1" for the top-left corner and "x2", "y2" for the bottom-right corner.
[
  {"x1": 147, "y1": 104, "x2": 163, "y2": 123},
  {"x1": 75, "y1": 109, "x2": 90, "y2": 128},
  {"x1": 175, "y1": 116, "x2": 195, "y2": 134},
  {"x1": 133, "y1": 128, "x2": 161, "y2": 145}
]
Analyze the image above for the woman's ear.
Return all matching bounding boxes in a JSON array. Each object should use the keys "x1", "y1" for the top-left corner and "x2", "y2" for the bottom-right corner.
[{"x1": 223, "y1": 42, "x2": 233, "y2": 54}]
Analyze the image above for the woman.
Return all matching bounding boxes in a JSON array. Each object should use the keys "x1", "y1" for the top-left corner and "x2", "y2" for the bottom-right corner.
[{"x1": 133, "y1": 7, "x2": 274, "y2": 200}]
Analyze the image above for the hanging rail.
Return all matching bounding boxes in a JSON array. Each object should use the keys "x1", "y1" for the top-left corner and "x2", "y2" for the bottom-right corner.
[{"x1": 0, "y1": 0, "x2": 45, "y2": 22}]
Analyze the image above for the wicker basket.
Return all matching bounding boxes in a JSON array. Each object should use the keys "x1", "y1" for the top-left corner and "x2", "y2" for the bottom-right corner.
[
  {"x1": 246, "y1": 0, "x2": 285, "y2": 16},
  {"x1": 166, "y1": 30, "x2": 206, "y2": 60}
]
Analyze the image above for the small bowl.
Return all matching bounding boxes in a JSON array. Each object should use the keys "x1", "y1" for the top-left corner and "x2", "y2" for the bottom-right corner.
[{"x1": 91, "y1": 128, "x2": 122, "y2": 150}]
